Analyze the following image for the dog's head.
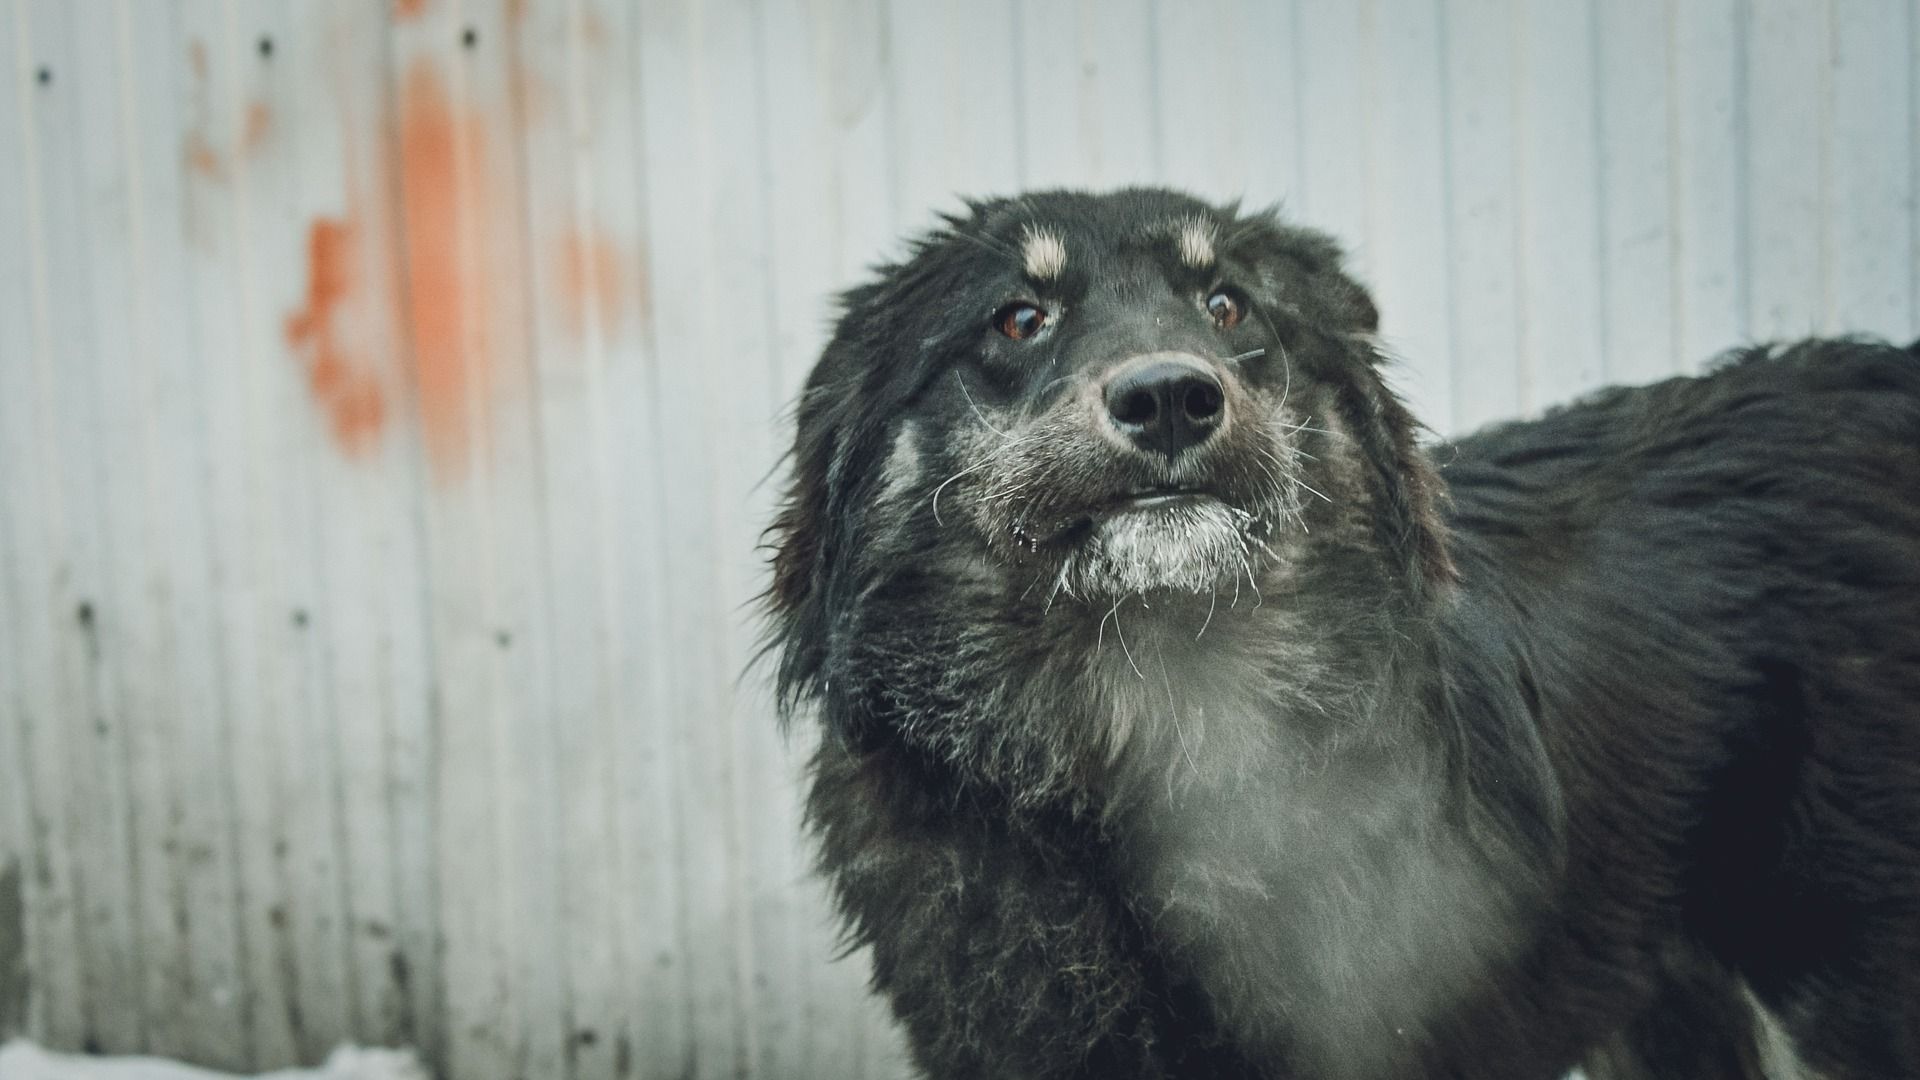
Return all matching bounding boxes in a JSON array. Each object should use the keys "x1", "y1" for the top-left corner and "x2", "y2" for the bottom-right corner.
[{"x1": 767, "y1": 189, "x2": 1453, "y2": 715}]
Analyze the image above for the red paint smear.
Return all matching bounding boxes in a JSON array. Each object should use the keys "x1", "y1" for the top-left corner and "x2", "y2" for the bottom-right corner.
[
  {"x1": 394, "y1": 0, "x2": 431, "y2": 19},
  {"x1": 398, "y1": 61, "x2": 492, "y2": 481},
  {"x1": 285, "y1": 221, "x2": 389, "y2": 452}
]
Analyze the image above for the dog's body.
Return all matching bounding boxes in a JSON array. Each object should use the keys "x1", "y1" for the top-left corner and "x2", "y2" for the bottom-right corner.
[{"x1": 765, "y1": 190, "x2": 1920, "y2": 1079}]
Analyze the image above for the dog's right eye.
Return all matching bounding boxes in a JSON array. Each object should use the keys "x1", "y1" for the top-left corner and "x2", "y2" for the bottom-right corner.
[{"x1": 994, "y1": 302, "x2": 1049, "y2": 341}]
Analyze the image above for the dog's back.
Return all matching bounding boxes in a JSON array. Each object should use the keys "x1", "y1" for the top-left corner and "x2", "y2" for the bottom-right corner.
[{"x1": 1441, "y1": 339, "x2": 1920, "y2": 1074}]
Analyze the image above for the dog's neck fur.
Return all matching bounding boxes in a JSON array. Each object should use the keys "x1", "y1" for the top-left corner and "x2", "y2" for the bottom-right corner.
[{"x1": 877, "y1": 571, "x2": 1557, "y2": 1078}]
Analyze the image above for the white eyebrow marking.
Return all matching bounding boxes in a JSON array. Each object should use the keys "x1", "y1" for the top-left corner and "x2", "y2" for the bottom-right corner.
[
  {"x1": 1175, "y1": 215, "x2": 1217, "y2": 269},
  {"x1": 1021, "y1": 225, "x2": 1068, "y2": 281}
]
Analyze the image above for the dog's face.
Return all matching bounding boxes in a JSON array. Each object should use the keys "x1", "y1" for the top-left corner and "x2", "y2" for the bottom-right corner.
[{"x1": 769, "y1": 190, "x2": 1452, "y2": 712}]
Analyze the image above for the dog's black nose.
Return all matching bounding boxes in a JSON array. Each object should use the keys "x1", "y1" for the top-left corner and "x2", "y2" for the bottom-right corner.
[{"x1": 1104, "y1": 359, "x2": 1225, "y2": 456}]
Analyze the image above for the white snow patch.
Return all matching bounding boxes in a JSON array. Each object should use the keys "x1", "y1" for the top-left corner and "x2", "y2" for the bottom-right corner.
[{"x1": 0, "y1": 1042, "x2": 427, "y2": 1080}]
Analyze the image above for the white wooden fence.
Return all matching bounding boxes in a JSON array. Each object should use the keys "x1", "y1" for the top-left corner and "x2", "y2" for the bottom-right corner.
[{"x1": 0, "y1": 1, "x2": 1915, "y2": 1078}]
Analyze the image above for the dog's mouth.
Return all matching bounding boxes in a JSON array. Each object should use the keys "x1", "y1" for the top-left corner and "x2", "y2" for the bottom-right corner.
[
  {"x1": 1018, "y1": 485, "x2": 1235, "y2": 551},
  {"x1": 1103, "y1": 486, "x2": 1219, "y2": 514}
]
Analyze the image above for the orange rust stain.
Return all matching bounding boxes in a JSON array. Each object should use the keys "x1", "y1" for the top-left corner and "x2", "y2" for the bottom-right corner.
[
  {"x1": 282, "y1": 57, "x2": 512, "y2": 482},
  {"x1": 185, "y1": 132, "x2": 226, "y2": 181},
  {"x1": 398, "y1": 60, "x2": 494, "y2": 481},
  {"x1": 285, "y1": 221, "x2": 389, "y2": 452},
  {"x1": 188, "y1": 40, "x2": 208, "y2": 81},
  {"x1": 394, "y1": 0, "x2": 431, "y2": 19},
  {"x1": 185, "y1": 102, "x2": 271, "y2": 185},
  {"x1": 242, "y1": 103, "x2": 272, "y2": 153},
  {"x1": 558, "y1": 230, "x2": 644, "y2": 341},
  {"x1": 507, "y1": 0, "x2": 529, "y2": 23}
]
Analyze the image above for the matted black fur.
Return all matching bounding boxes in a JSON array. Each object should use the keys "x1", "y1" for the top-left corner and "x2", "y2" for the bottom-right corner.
[{"x1": 762, "y1": 188, "x2": 1920, "y2": 1079}]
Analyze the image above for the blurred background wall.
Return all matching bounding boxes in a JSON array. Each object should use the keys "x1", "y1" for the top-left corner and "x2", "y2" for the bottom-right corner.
[{"x1": 0, "y1": 1, "x2": 1915, "y2": 1078}]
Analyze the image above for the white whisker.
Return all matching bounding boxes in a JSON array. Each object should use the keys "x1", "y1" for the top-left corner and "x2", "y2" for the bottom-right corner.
[
  {"x1": 1196, "y1": 587, "x2": 1219, "y2": 640},
  {"x1": 954, "y1": 370, "x2": 1014, "y2": 439},
  {"x1": 1294, "y1": 477, "x2": 1334, "y2": 505},
  {"x1": 1108, "y1": 598, "x2": 1145, "y2": 680},
  {"x1": 1158, "y1": 645, "x2": 1200, "y2": 787},
  {"x1": 931, "y1": 457, "x2": 992, "y2": 526}
]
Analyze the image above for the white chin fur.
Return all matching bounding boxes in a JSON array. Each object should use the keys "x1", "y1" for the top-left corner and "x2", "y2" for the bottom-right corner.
[{"x1": 1066, "y1": 500, "x2": 1257, "y2": 598}]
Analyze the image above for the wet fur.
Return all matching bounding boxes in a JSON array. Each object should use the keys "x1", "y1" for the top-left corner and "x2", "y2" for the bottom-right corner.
[{"x1": 764, "y1": 189, "x2": 1920, "y2": 1078}]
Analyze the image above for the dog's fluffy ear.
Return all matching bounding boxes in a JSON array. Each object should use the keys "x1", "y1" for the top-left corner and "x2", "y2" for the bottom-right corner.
[
  {"x1": 1234, "y1": 210, "x2": 1381, "y2": 336},
  {"x1": 765, "y1": 387, "x2": 834, "y2": 716},
  {"x1": 1345, "y1": 378, "x2": 1459, "y2": 598},
  {"x1": 764, "y1": 278, "x2": 902, "y2": 722},
  {"x1": 1231, "y1": 208, "x2": 1453, "y2": 595}
]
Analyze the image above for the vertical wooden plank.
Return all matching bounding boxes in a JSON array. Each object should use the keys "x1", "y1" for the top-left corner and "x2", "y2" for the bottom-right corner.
[
  {"x1": 386, "y1": 2, "x2": 563, "y2": 1077},
  {"x1": 635, "y1": 0, "x2": 782, "y2": 1075},
  {"x1": 169, "y1": 0, "x2": 292, "y2": 1064},
  {"x1": 1670, "y1": 0, "x2": 1744, "y2": 367},
  {"x1": 0, "y1": 0, "x2": 88, "y2": 1052},
  {"x1": 226, "y1": 0, "x2": 363, "y2": 1062},
  {"x1": 886, "y1": 0, "x2": 1021, "y2": 232},
  {"x1": 1294, "y1": 0, "x2": 1373, "y2": 259},
  {"x1": 1439, "y1": 0, "x2": 1522, "y2": 434},
  {"x1": 510, "y1": 2, "x2": 645, "y2": 1078},
  {"x1": 1364, "y1": 0, "x2": 1455, "y2": 432},
  {"x1": 98, "y1": 0, "x2": 253, "y2": 1065},
  {"x1": 1240, "y1": 0, "x2": 1304, "y2": 208},
  {"x1": 1596, "y1": 0, "x2": 1679, "y2": 383},
  {"x1": 1825, "y1": 0, "x2": 1914, "y2": 335},
  {"x1": 287, "y1": 2, "x2": 442, "y2": 1059},
  {"x1": 15, "y1": 0, "x2": 148, "y2": 1054},
  {"x1": 1743, "y1": 0, "x2": 1827, "y2": 339},
  {"x1": 1514, "y1": 0, "x2": 1605, "y2": 408},
  {"x1": 1017, "y1": 0, "x2": 1156, "y2": 192},
  {"x1": 1154, "y1": 0, "x2": 1256, "y2": 200},
  {"x1": 807, "y1": 0, "x2": 897, "y2": 286},
  {"x1": 588, "y1": 1, "x2": 710, "y2": 1072}
]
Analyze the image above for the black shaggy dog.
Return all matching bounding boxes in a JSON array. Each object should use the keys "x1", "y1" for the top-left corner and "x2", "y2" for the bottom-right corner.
[{"x1": 763, "y1": 189, "x2": 1920, "y2": 1079}]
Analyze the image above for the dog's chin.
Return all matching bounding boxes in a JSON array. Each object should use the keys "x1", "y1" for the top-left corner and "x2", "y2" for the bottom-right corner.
[{"x1": 1060, "y1": 496, "x2": 1258, "y2": 600}]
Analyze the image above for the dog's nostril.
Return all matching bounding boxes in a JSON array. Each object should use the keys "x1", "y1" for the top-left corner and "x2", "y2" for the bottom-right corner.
[
  {"x1": 1183, "y1": 381, "x2": 1223, "y2": 423},
  {"x1": 1113, "y1": 388, "x2": 1160, "y2": 427}
]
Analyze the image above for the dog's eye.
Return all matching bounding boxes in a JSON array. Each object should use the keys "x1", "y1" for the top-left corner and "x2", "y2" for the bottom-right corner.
[
  {"x1": 1206, "y1": 288, "x2": 1248, "y2": 329},
  {"x1": 994, "y1": 302, "x2": 1049, "y2": 341}
]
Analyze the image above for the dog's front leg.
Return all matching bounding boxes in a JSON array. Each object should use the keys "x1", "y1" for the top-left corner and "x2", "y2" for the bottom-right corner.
[{"x1": 804, "y1": 740, "x2": 1261, "y2": 1079}]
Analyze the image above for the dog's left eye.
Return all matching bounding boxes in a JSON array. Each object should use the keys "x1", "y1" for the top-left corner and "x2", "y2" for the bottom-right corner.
[
  {"x1": 994, "y1": 302, "x2": 1050, "y2": 341},
  {"x1": 1207, "y1": 288, "x2": 1248, "y2": 329}
]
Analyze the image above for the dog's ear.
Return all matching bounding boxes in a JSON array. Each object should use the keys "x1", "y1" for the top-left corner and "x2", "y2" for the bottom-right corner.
[
  {"x1": 1281, "y1": 226, "x2": 1381, "y2": 336},
  {"x1": 765, "y1": 376, "x2": 841, "y2": 716},
  {"x1": 1344, "y1": 376, "x2": 1459, "y2": 598},
  {"x1": 1231, "y1": 210, "x2": 1380, "y2": 336},
  {"x1": 765, "y1": 277, "x2": 901, "y2": 722},
  {"x1": 1231, "y1": 209, "x2": 1452, "y2": 595}
]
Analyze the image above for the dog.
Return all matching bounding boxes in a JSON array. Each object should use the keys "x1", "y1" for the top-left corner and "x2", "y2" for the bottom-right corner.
[{"x1": 762, "y1": 188, "x2": 1920, "y2": 1079}]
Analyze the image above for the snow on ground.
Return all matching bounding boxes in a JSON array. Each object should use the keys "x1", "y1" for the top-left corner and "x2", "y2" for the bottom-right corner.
[{"x1": 0, "y1": 1043, "x2": 427, "y2": 1080}]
